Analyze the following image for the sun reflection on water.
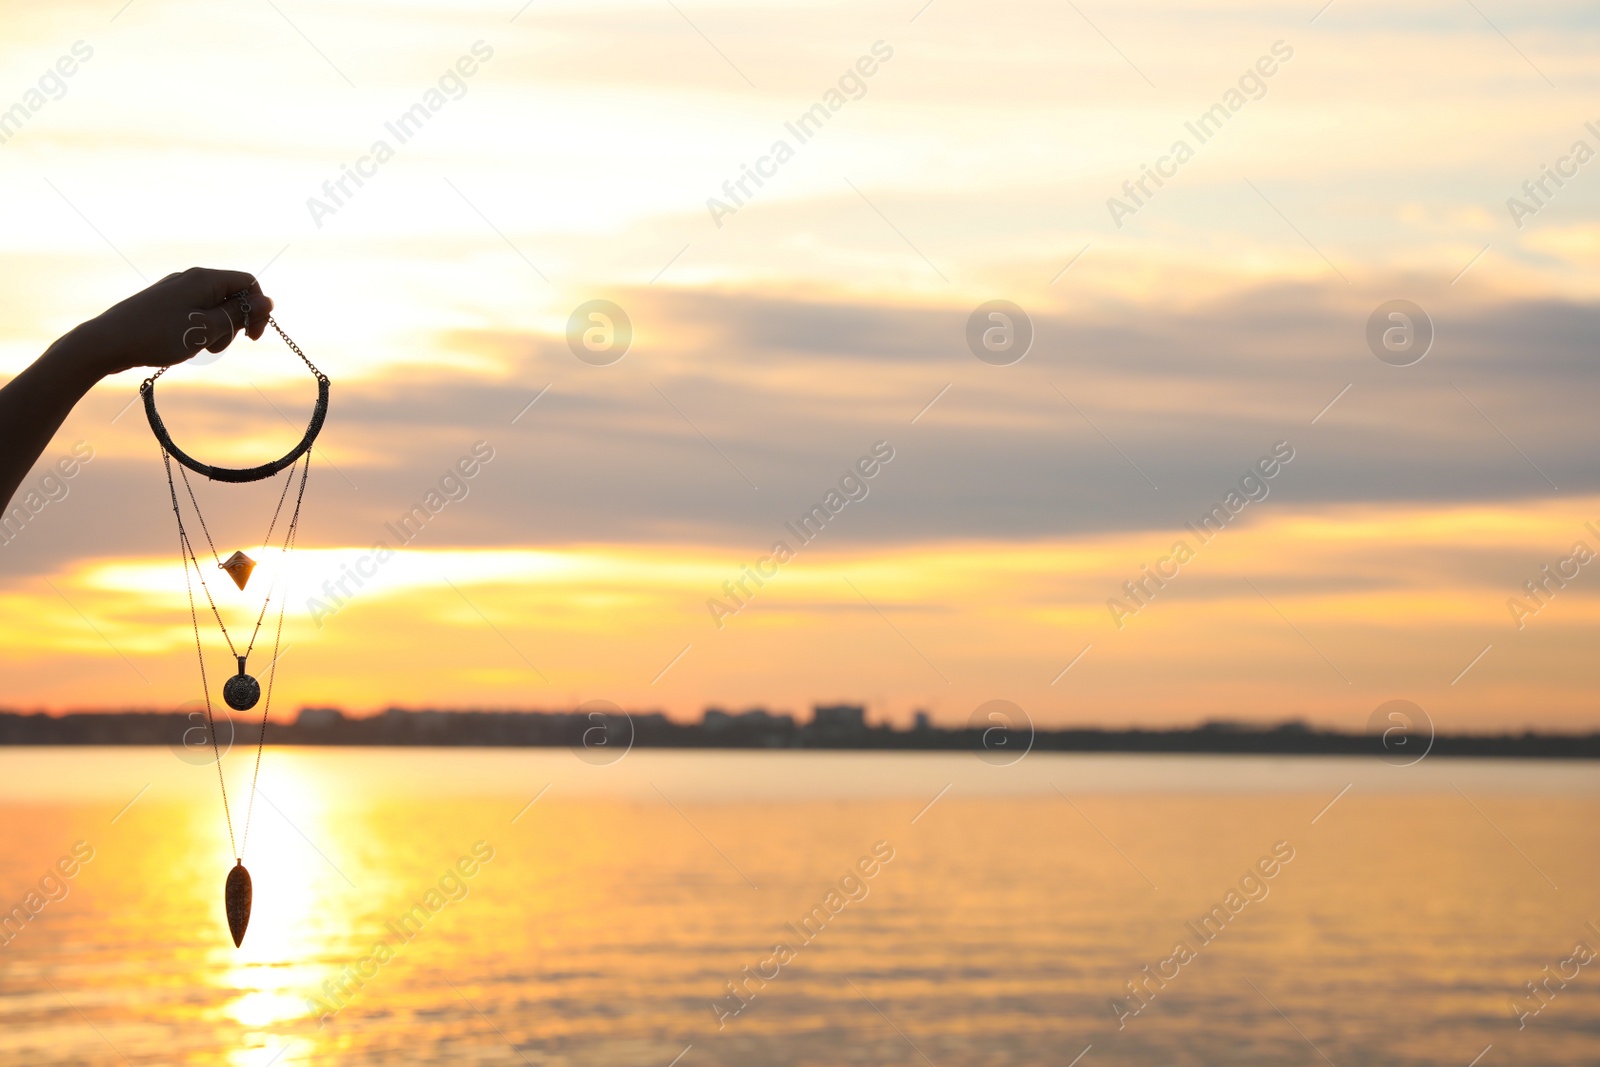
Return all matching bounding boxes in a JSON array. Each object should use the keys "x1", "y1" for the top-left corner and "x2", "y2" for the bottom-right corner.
[{"x1": 210, "y1": 753, "x2": 353, "y2": 1039}]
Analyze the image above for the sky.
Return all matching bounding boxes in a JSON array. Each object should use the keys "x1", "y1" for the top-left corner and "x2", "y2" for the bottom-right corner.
[{"x1": 1, "y1": 0, "x2": 1599, "y2": 731}]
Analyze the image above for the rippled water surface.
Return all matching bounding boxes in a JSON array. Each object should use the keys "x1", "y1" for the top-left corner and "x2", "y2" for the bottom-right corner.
[{"x1": 0, "y1": 748, "x2": 1597, "y2": 1066}]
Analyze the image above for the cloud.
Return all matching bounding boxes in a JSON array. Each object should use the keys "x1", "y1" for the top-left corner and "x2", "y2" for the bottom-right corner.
[{"x1": 8, "y1": 282, "x2": 1590, "y2": 588}]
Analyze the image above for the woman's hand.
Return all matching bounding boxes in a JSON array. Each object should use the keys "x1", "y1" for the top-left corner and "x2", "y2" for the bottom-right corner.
[
  {"x1": 55, "y1": 267, "x2": 274, "y2": 377},
  {"x1": 0, "y1": 267, "x2": 275, "y2": 515}
]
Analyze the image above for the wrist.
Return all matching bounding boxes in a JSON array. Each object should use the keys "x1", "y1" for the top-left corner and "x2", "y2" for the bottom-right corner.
[{"x1": 45, "y1": 319, "x2": 122, "y2": 383}]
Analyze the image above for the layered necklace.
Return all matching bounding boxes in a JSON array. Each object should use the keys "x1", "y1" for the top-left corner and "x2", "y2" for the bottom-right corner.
[{"x1": 142, "y1": 296, "x2": 330, "y2": 947}]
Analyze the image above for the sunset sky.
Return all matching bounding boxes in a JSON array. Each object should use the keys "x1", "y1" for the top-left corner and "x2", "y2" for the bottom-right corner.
[{"x1": 2, "y1": 0, "x2": 1598, "y2": 730}]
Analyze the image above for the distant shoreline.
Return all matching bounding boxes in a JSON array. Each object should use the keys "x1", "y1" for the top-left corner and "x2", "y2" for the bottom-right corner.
[{"x1": 2, "y1": 709, "x2": 1597, "y2": 759}]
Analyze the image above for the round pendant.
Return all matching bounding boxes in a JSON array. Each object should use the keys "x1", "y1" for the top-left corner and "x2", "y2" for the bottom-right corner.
[{"x1": 224, "y1": 672, "x2": 260, "y2": 711}]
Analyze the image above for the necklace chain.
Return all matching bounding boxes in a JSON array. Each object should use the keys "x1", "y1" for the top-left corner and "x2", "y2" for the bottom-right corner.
[
  {"x1": 163, "y1": 450, "x2": 310, "y2": 861},
  {"x1": 144, "y1": 310, "x2": 328, "y2": 390},
  {"x1": 153, "y1": 307, "x2": 320, "y2": 864},
  {"x1": 240, "y1": 477, "x2": 303, "y2": 855},
  {"x1": 266, "y1": 317, "x2": 329, "y2": 382},
  {"x1": 173, "y1": 456, "x2": 297, "y2": 658}
]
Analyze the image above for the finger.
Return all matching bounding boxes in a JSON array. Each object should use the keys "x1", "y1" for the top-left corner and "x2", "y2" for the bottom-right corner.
[
  {"x1": 184, "y1": 305, "x2": 243, "y2": 355},
  {"x1": 244, "y1": 292, "x2": 274, "y2": 340},
  {"x1": 223, "y1": 279, "x2": 271, "y2": 340},
  {"x1": 181, "y1": 266, "x2": 261, "y2": 307},
  {"x1": 211, "y1": 288, "x2": 271, "y2": 341}
]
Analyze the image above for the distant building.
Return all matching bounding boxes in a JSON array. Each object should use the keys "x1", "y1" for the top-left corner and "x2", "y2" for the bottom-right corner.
[
  {"x1": 913, "y1": 710, "x2": 931, "y2": 732},
  {"x1": 1200, "y1": 719, "x2": 1248, "y2": 732},
  {"x1": 743, "y1": 709, "x2": 795, "y2": 746},
  {"x1": 812, "y1": 704, "x2": 866, "y2": 738},
  {"x1": 296, "y1": 707, "x2": 345, "y2": 730},
  {"x1": 700, "y1": 707, "x2": 796, "y2": 745}
]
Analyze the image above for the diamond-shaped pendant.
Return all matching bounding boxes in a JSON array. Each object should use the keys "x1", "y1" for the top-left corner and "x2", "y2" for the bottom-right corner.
[{"x1": 221, "y1": 551, "x2": 256, "y2": 590}]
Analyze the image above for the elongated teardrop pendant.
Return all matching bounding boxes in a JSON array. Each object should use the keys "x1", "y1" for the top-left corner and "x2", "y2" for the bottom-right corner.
[{"x1": 225, "y1": 861, "x2": 253, "y2": 947}]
